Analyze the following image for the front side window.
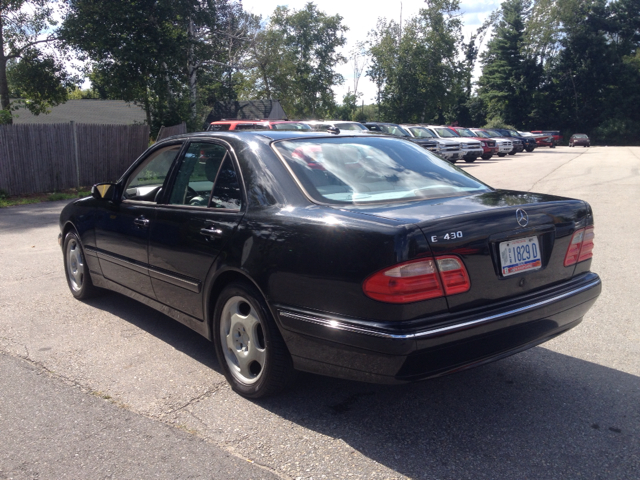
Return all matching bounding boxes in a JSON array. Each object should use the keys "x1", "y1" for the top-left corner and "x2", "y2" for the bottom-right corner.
[
  {"x1": 274, "y1": 137, "x2": 491, "y2": 205},
  {"x1": 123, "y1": 144, "x2": 182, "y2": 202}
]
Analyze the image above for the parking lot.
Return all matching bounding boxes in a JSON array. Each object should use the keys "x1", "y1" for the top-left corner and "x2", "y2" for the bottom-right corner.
[{"x1": 1, "y1": 146, "x2": 638, "y2": 479}]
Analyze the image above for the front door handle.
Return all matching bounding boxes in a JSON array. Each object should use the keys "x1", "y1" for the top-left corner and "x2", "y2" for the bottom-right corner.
[
  {"x1": 200, "y1": 227, "x2": 223, "y2": 237},
  {"x1": 134, "y1": 216, "x2": 150, "y2": 228}
]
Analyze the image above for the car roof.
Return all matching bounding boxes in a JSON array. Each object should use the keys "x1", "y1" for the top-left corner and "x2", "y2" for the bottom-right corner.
[{"x1": 158, "y1": 130, "x2": 367, "y2": 143}]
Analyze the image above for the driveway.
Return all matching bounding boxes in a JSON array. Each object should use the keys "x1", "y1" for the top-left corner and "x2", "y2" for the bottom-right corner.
[{"x1": 1, "y1": 146, "x2": 638, "y2": 479}]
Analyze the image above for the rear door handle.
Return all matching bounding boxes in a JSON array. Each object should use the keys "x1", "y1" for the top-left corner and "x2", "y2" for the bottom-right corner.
[
  {"x1": 134, "y1": 216, "x2": 150, "y2": 228},
  {"x1": 200, "y1": 227, "x2": 223, "y2": 237}
]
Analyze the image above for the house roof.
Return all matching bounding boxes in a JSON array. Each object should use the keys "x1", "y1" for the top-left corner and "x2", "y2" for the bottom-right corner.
[
  {"x1": 12, "y1": 100, "x2": 146, "y2": 125},
  {"x1": 204, "y1": 100, "x2": 287, "y2": 127}
]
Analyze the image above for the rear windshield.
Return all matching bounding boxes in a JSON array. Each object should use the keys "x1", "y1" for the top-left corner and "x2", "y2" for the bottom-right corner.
[
  {"x1": 273, "y1": 137, "x2": 491, "y2": 205},
  {"x1": 573, "y1": 134, "x2": 588, "y2": 138}
]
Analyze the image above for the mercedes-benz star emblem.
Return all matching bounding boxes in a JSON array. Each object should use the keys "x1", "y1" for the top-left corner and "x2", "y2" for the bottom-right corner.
[{"x1": 516, "y1": 208, "x2": 529, "y2": 227}]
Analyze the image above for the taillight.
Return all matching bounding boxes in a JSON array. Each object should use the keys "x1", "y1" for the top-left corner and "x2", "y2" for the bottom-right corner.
[
  {"x1": 363, "y1": 256, "x2": 470, "y2": 304},
  {"x1": 436, "y1": 256, "x2": 471, "y2": 295},
  {"x1": 564, "y1": 226, "x2": 595, "y2": 267}
]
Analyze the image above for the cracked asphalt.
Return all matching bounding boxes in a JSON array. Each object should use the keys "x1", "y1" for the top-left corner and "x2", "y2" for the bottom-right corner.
[{"x1": 1, "y1": 146, "x2": 638, "y2": 479}]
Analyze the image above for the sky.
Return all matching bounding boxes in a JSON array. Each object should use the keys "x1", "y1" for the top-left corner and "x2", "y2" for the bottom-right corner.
[{"x1": 241, "y1": 0, "x2": 502, "y2": 104}]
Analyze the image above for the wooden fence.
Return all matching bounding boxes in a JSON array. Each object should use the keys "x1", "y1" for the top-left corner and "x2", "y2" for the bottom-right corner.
[
  {"x1": 156, "y1": 122, "x2": 187, "y2": 142},
  {"x1": 0, "y1": 123, "x2": 150, "y2": 196}
]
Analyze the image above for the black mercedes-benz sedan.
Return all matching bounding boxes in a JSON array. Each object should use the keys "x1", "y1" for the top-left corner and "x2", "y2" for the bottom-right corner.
[{"x1": 59, "y1": 131, "x2": 601, "y2": 398}]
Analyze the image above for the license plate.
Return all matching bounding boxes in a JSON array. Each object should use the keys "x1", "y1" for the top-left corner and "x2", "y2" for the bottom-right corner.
[{"x1": 499, "y1": 236, "x2": 542, "y2": 276}]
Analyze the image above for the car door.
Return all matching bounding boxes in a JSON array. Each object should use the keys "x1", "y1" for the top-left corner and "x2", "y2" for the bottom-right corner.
[
  {"x1": 94, "y1": 142, "x2": 184, "y2": 299},
  {"x1": 148, "y1": 140, "x2": 245, "y2": 320}
]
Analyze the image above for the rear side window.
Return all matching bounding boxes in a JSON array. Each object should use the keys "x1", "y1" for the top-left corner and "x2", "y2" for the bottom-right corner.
[
  {"x1": 274, "y1": 137, "x2": 491, "y2": 205},
  {"x1": 235, "y1": 123, "x2": 269, "y2": 130},
  {"x1": 209, "y1": 124, "x2": 231, "y2": 131}
]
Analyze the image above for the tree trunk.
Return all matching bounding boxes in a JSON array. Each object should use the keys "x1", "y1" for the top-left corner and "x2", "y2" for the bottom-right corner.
[
  {"x1": 0, "y1": 19, "x2": 13, "y2": 123},
  {"x1": 187, "y1": 17, "x2": 197, "y2": 124}
]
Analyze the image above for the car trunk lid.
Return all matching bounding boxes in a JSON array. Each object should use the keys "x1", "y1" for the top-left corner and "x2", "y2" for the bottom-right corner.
[{"x1": 340, "y1": 190, "x2": 592, "y2": 312}]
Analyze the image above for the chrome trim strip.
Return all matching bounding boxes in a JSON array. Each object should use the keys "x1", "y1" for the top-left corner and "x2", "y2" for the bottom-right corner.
[
  {"x1": 96, "y1": 251, "x2": 149, "y2": 275},
  {"x1": 278, "y1": 278, "x2": 601, "y2": 340},
  {"x1": 149, "y1": 269, "x2": 201, "y2": 293},
  {"x1": 278, "y1": 311, "x2": 412, "y2": 339}
]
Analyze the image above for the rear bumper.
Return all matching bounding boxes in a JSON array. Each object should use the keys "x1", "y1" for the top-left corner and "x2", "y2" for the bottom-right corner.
[{"x1": 276, "y1": 272, "x2": 601, "y2": 384}]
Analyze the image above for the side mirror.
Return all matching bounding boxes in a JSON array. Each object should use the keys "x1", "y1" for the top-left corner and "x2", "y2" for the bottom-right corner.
[{"x1": 91, "y1": 183, "x2": 118, "y2": 202}]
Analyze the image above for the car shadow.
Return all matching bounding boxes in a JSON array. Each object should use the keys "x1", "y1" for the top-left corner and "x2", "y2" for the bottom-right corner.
[
  {"x1": 83, "y1": 290, "x2": 221, "y2": 373},
  {"x1": 82, "y1": 293, "x2": 637, "y2": 479},
  {"x1": 254, "y1": 348, "x2": 639, "y2": 479}
]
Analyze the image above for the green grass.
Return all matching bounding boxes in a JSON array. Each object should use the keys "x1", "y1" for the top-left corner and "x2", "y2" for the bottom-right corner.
[{"x1": 0, "y1": 189, "x2": 91, "y2": 208}]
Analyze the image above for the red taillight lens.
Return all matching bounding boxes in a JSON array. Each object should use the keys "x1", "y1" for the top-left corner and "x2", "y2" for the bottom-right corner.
[
  {"x1": 436, "y1": 256, "x2": 471, "y2": 295},
  {"x1": 564, "y1": 226, "x2": 595, "y2": 267},
  {"x1": 363, "y1": 259, "x2": 443, "y2": 303},
  {"x1": 363, "y1": 256, "x2": 470, "y2": 304}
]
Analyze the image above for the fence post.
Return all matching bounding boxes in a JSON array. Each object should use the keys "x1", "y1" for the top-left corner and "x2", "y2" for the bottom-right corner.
[{"x1": 70, "y1": 121, "x2": 80, "y2": 190}]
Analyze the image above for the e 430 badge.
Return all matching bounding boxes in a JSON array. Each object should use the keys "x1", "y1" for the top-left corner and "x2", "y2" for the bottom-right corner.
[{"x1": 430, "y1": 231, "x2": 463, "y2": 243}]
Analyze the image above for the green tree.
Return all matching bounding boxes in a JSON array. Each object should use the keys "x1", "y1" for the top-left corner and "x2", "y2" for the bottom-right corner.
[
  {"x1": 366, "y1": 0, "x2": 467, "y2": 124},
  {"x1": 244, "y1": 2, "x2": 347, "y2": 118},
  {"x1": 477, "y1": 0, "x2": 543, "y2": 129},
  {"x1": 61, "y1": 0, "x2": 250, "y2": 134},
  {"x1": 0, "y1": 0, "x2": 68, "y2": 123}
]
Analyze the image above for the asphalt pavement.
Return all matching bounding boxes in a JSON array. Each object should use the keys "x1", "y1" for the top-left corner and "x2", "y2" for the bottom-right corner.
[{"x1": 0, "y1": 146, "x2": 638, "y2": 479}]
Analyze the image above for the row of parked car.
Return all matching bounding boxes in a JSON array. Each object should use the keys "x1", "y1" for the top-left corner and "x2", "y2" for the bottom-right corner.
[{"x1": 206, "y1": 120, "x2": 583, "y2": 163}]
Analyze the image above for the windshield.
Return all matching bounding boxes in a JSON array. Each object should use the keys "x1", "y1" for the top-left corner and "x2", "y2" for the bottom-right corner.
[
  {"x1": 473, "y1": 130, "x2": 491, "y2": 138},
  {"x1": 486, "y1": 129, "x2": 502, "y2": 137},
  {"x1": 455, "y1": 128, "x2": 476, "y2": 137},
  {"x1": 573, "y1": 134, "x2": 588, "y2": 138},
  {"x1": 272, "y1": 123, "x2": 311, "y2": 131},
  {"x1": 335, "y1": 122, "x2": 368, "y2": 131},
  {"x1": 376, "y1": 124, "x2": 411, "y2": 137},
  {"x1": 407, "y1": 127, "x2": 436, "y2": 138},
  {"x1": 508, "y1": 130, "x2": 520, "y2": 137},
  {"x1": 273, "y1": 137, "x2": 491, "y2": 205},
  {"x1": 433, "y1": 127, "x2": 459, "y2": 138}
]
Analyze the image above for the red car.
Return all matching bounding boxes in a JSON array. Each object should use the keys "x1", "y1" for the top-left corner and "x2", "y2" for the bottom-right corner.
[
  {"x1": 208, "y1": 120, "x2": 311, "y2": 131},
  {"x1": 450, "y1": 126, "x2": 499, "y2": 160},
  {"x1": 531, "y1": 130, "x2": 562, "y2": 147}
]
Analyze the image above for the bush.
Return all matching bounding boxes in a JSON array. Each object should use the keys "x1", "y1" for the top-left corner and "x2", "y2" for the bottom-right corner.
[
  {"x1": 592, "y1": 119, "x2": 640, "y2": 146},
  {"x1": 0, "y1": 110, "x2": 12, "y2": 125}
]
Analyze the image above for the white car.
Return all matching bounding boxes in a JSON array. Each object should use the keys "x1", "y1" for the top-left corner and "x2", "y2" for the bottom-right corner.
[
  {"x1": 471, "y1": 129, "x2": 513, "y2": 157},
  {"x1": 424, "y1": 126, "x2": 484, "y2": 163},
  {"x1": 303, "y1": 120, "x2": 371, "y2": 134},
  {"x1": 401, "y1": 125, "x2": 462, "y2": 163}
]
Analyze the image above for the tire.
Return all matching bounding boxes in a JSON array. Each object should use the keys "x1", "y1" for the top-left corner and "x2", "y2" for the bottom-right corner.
[
  {"x1": 213, "y1": 281, "x2": 294, "y2": 398},
  {"x1": 526, "y1": 147, "x2": 535, "y2": 152},
  {"x1": 63, "y1": 231, "x2": 98, "y2": 299},
  {"x1": 464, "y1": 157, "x2": 476, "y2": 163},
  {"x1": 481, "y1": 154, "x2": 492, "y2": 160},
  {"x1": 508, "y1": 151, "x2": 516, "y2": 155},
  {"x1": 498, "y1": 153, "x2": 506, "y2": 157}
]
